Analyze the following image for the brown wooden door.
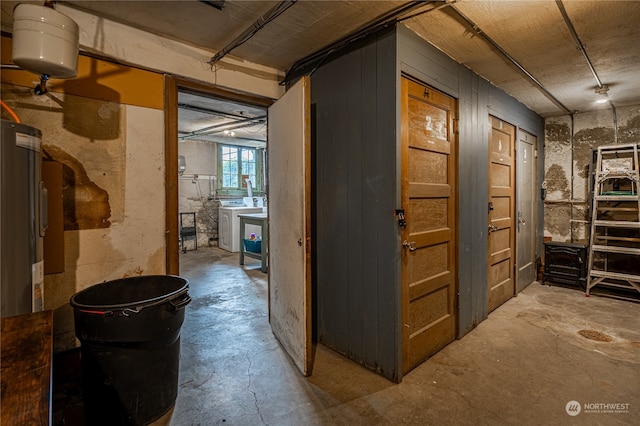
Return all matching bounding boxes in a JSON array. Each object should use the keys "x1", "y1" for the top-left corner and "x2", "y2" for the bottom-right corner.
[
  {"x1": 488, "y1": 116, "x2": 516, "y2": 312},
  {"x1": 401, "y1": 77, "x2": 457, "y2": 374}
]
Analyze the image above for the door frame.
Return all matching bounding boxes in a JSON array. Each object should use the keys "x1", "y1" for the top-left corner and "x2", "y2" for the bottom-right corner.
[{"x1": 164, "y1": 76, "x2": 273, "y2": 275}]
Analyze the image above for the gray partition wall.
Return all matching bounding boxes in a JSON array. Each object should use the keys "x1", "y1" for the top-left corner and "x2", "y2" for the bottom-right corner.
[
  {"x1": 311, "y1": 27, "x2": 400, "y2": 381},
  {"x1": 304, "y1": 24, "x2": 544, "y2": 382}
]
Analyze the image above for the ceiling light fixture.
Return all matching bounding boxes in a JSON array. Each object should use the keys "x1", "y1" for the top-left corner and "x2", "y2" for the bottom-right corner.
[{"x1": 595, "y1": 85, "x2": 610, "y2": 104}]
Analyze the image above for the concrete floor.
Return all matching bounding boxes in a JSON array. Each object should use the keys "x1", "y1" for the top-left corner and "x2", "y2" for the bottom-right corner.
[{"x1": 161, "y1": 246, "x2": 640, "y2": 426}]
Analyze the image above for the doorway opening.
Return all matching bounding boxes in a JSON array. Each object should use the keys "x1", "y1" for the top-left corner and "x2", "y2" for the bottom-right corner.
[
  {"x1": 167, "y1": 76, "x2": 313, "y2": 377},
  {"x1": 164, "y1": 77, "x2": 273, "y2": 275},
  {"x1": 177, "y1": 91, "x2": 267, "y2": 257}
]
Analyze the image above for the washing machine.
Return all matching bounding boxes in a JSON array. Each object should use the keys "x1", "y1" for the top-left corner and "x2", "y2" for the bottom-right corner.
[{"x1": 218, "y1": 200, "x2": 263, "y2": 252}]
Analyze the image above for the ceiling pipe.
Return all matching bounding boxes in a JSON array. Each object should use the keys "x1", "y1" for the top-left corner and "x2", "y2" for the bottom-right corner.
[
  {"x1": 283, "y1": 1, "x2": 443, "y2": 86},
  {"x1": 178, "y1": 103, "x2": 254, "y2": 120},
  {"x1": 178, "y1": 115, "x2": 266, "y2": 140},
  {"x1": 555, "y1": 0, "x2": 603, "y2": 89},
  {"x1": 199, "y1": 0, "x2": 225, "y2": 11},
  {"x1": 449, "y1": 5, "x2": 572, "y2": 115},
  {"x1": 208, "y1": 0, "x2": 297, "y2": 66},
  {"x1": 398, "y1": 0, "x2": 457, "y2": 23}
]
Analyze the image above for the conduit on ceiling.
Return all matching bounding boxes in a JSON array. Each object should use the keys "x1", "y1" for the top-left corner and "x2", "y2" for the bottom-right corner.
[
  {"x1": 449, "y1": 4, "x2": 572, "y2": 115},
  {"x1": 556, "y1": 0, "x2": 616, "y2": 141},
  {"x1": 283, "y1": 0, "x2": 448, "y2": 87},
  {"x1": 179, "y1": 115, "x2": 266, "y2": 141},
  {"x1": 199, "y1": 0, "x2": 225, "y2": 12},
  {"x1": 555, "y1": 0, "x2": 603, "y2": 90},
  {"x1": 207, "y1": 0, "x2": 297, "y2": 66}
]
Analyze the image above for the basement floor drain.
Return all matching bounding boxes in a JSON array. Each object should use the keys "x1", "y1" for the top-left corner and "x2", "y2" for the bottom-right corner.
[{"x1": 578, "y1": 329, "x2": 613, "y2": 342}]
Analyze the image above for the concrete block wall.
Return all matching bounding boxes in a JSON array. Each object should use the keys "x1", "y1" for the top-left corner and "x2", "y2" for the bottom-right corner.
[
  {"x1": 544, "y1": 104, "x2": 640, "y2": 242},
  {"x1": 178, "y1": 139, "x2": 219, "y2": 248}
]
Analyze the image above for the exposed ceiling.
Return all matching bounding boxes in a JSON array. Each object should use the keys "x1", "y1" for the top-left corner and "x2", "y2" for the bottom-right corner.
[
  {"x1": 2, "y1": 0, "x2": 640, "y2": 143},
  {"x1": 178, "y1": 92, "x2": 267, "y2": 146}
]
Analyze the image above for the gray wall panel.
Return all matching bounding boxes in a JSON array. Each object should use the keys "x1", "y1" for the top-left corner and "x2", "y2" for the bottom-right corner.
[
  {"x1": 312, "y1": 27, "x2": 399, "y2": 381},
  {"x1": 375, "y1": 29, "x2": 401, "y2": 380},
  {"x1": 313, "y1": 61, "x2": 350, "y2": 352},
  {"x1": 343, "y1": 45, "x2": 366, "y2": 359},
  {"x1": 311, "y1": 22, "x2": 544, "y2": 383},
  {"x1": 456, "y1": 67, "x2": 490, "y2": 334},
  {"x1": 397, "y1": 25, "x2": 459, "y2": 98}
]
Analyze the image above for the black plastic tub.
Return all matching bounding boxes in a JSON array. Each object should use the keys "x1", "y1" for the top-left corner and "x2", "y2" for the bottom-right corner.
[{"x1": 70, "y1": 275, "x2": 191, "y2": 425}]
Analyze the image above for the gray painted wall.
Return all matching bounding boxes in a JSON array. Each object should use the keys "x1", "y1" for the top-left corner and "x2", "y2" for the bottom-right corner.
[
  {"x1": 308, "y1": 24, "x2": 545, "y2": 383},
  {"x1": 311, "y1": 27, "x2": 400, "y2": 382}
]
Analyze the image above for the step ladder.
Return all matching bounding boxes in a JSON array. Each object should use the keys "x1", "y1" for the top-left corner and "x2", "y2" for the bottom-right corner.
[{"x1": 586, "y1": 143, "x2": 640, "y2": 297}]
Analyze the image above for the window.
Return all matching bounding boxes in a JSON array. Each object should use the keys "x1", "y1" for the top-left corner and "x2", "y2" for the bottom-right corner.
[{"x1": 218, "y1": 144, "x2": 263, "y2": 195}]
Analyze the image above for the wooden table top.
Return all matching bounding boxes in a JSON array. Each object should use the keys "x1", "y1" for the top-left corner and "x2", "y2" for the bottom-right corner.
[{"x1": 1, "y1": 310, "x2": 53, "y2": 426}]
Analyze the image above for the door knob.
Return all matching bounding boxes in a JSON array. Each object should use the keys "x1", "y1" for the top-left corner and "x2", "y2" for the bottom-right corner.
[
  {"x1": 402, "y1": 240, "x2": 417, "y2": 251},
  {"x1": 488, "y1": 224, "x2": 498, "y2": 233}
]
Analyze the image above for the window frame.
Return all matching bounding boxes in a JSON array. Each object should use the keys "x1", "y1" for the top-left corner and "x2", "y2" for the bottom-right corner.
[{"x1": 217, "y1": 143, "x2": 264, "y2": 196}]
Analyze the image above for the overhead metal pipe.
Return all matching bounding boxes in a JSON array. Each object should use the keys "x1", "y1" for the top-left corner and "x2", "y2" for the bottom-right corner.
[
  {"x1": 178, "y1": 103, "x2": 252, "y2": 120},
  {"x1": 208, "y1": 0, "x2": 297, "y2": 66},
  {"x1": 555, "y1": 0, "x2": 603, "y2": 89},
  {"x1": 199, "y1": 0, "x2": 225, "y2": 11},
  {"x1": 178, "y1": 115, "x2": 266, "y2": 140},
  {"x1": 283, "y1": 0, "x2": 444, "y2": 86},
  {"x1": 449, "y1": 4, "x2": 572, "y2": 115}
]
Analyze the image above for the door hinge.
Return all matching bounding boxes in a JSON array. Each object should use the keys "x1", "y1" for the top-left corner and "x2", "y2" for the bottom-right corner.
[{"x1": 534, "y1": 149, "x2": 538, "y2": 158}]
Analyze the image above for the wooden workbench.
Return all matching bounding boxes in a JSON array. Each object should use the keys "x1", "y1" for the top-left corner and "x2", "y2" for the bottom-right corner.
[{"x1": 1, "y1": 310, "x2": 53, "y2": 426}]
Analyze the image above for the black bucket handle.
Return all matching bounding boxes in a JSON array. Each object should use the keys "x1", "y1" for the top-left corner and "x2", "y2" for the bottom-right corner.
[
  {"x1": 169, "y1": 293, "x2": 191, "y2": 311},
  {"x1": 76, "y1": 289, "x2": 190, "y2": 317}
]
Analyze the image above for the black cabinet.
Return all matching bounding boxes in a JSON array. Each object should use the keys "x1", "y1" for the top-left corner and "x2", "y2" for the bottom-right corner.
[{"x1": 543, "y1": 242, "x2": 588, "y2": 289}]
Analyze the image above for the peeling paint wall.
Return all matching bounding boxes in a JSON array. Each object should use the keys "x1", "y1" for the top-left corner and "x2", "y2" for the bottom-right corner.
[
  {"x1": 1, "y1": 3, "x2": 281, "y2": 351},
  {"x1": 544, "y1": 104, "x2": 640, "y2": 243},
  {"x1": 1, "y1": 82, "x2": 165, "y2": 351},
  {"x1": 178, "y1": 140, "x2": 219, "y2": 248}
]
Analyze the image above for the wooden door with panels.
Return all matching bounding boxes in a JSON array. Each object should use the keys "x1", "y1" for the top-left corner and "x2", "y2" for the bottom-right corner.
[
  {"x1": 400, "y1": 76, "x2": 457, "y2": 374},
  {"x1": 487, "y1": 116, "x2": 516, "y2": 313}
]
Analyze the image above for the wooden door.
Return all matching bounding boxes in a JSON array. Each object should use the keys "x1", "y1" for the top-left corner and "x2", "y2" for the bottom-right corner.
[
  {"x1": 267, "y1": 76, "x2": 313, "y2": 375},
  {"x1": 488, "y1": 116, "x2": 516, "y2": 312},
  {"x1": 401, "y1": 77, "x2": 457, "y2": 374},
  {"x1": 516, "y1": 131, "x2": 537, "y2": 292}
]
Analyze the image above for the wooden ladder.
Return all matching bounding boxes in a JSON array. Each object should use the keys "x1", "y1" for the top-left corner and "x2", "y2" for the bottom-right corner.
[{"x1": 586, "y1": 143, "x2": 640, "y2": 297}]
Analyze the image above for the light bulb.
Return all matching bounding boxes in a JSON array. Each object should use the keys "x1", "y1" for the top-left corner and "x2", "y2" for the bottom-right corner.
[{"x1": 594, "y1": 85, "x2": 609, "y2": 104}]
